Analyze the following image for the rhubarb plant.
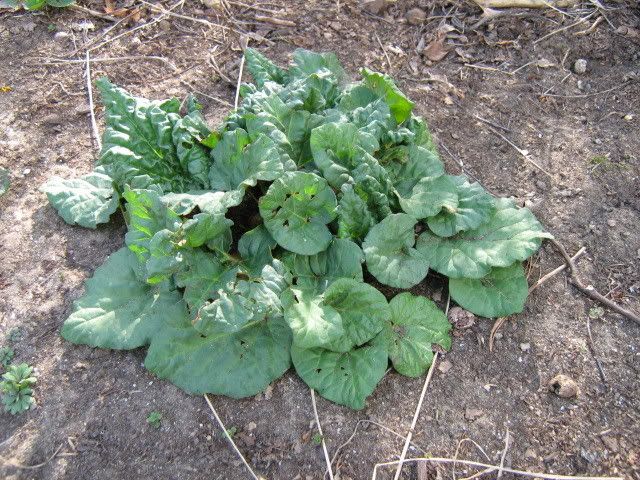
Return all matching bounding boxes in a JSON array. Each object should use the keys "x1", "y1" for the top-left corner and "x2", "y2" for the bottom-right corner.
[{"x1": 42, "y1": 49, "x2": 551, "y2": 409}]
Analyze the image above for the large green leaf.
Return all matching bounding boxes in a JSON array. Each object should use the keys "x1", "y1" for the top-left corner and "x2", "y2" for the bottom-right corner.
[
  {"x1": 259, "y1": 171, "x2": 337, "y2": 255},
  {"x1": 209, "y1": 129, "x2": 283, "y2": 191},
  {"x1": 40, "y1": 168, "x2": 119, "y2": 229},
  {"x1": 363, "y1": 214, "x2": 429, "y2": 289},
  {"x1": 172, "y1": 110, "x2": 212, "y2": 189},
  {"x1": 282, "y1": 288, "x2": 344, "y2": 349},
  {"x1": 97, "y1": 78, "x2": 189, "y2": 191},
  {"x1": 238, "y1": 225, "x2": 277, "y2": 276},
  {"x1": 417, "y1": 198, "x2": 553, "y2": 279},
  {"x1": 320, "y1": 278, "x2": 391, "y2": 352},
  {"x1": 145, "y1": 316, "x2": 291, "y2": 398},
  {"x1": 374, "y1": 293, "x2": 451, "y2": 377},
  {"x1": 397, "y1": 175, "x2": 458, "y2": 220},
  {"x1": 291, "y1": 343, "x2": 388, "y2": 410},
  {"x1": 361, "y1": 68, "x2": 414, "y2": 124},
  {"x1": 386, "y1": 145, "x2": 445, "y2": 195},
  {"x1": 61, "y1": 247, "x2": 187, "y2": 349},
  {"x1": 289, "y1": 49, "x2": 345, "y2": 83},
  {"x1": 160, "y1": 190, "x2": 243, "y2": 215},
  {"x1": 426, "y1": 176, "x2": 495, "y2": 237},
  {"x1": 449, "y1": 262, "x2": 529, "y2": 318},
  {"x1": 281, "y1": 238, "x2": 364, "y2": 293}
]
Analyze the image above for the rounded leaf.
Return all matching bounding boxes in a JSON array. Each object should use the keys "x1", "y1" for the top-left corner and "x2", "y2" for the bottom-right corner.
[
  {"x1": 291, "y1": 343, "x2": 388, "y2": 410},
  {"x1": 259, "y1": 171, "x2": 337, "y2": 255},
  {"x1": 397, "y1": 175, "x2": 458, "y2": 220},
  {"x1": 363, "y1": 214, "x2": 429, "y2": 288},
  {"x1": 449, "y1": 262, "x2": 529, "y2": 318}
]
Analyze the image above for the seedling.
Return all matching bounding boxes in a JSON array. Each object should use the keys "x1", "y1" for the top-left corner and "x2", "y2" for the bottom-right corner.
[
  {"x1": 1, "y1": 363, "x2": 36, "y2": 414},
  {"x1": 0, "y1": 347, "x2": 14, "y2": 369},
  {"x1": 42, "y1": 49, "x2": 549, "y2": 409},
  {"x1": 147, "y1": 411, "x2": 162, "y2": 429}
]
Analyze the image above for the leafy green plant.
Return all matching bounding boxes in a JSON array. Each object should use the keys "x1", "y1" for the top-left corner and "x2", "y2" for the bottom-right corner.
[
  {"x1": 41, "y1": 49, "x2": 551, "y2": 409},
  {"x1": 147, "y1": 410, "x2": 162, "y2": 429},
  {"x1": 1, "y1": 363, "x2": 36, "y2": 414},
  {"x1": 0, "y1": 347, "x2": 14, "y2": 369},
  {"x1": 0, "y1": 0, "x2": 74, "y2": 10},
  {"x1": 7, "y1": 328, "x2": 22, "y2": 343}
]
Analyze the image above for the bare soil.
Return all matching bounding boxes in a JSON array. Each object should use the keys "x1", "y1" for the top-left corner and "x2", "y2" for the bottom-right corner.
[{"x1": 1, "y1": 1, "x2": 639, "y2": 479}]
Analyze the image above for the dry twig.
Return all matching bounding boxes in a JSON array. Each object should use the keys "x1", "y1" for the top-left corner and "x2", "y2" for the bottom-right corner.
[
  {"x1": 254, "y1": 14, "x2": 295, "y2": 27},
  {"x1": 375, "y1": 33, "x2": 392, "y2": 71},
  {"x1": 497, "y1": 429, "x2": 511, "y2": 478},
  {"x1": 5, "y1": 443, "x2": 66, "y2": 470},
  {"x1": 84, "y1": 51, "x2": 102, "y2": 152},
  {"x1": 486, "y1": 126, "x2": 553, "y2": 178},
  {"x1": 529, "y1": 247, "x2": 586, "y2": 293},
  {"x1": 311, "y1": 389, "x2": 335, "y2": 480},
  {"x1": 204, "y1": 394, "x2": 262, "y2": 480},
  {"x1": 373, "y1": 457, "x2": 623, "y2": 480},
  {"x1": 586, "y1": 315, "x2": 607, "y2": 386},
  {"x1": 534, "y1": 11, "x2": 597, "y2": 45},
  {"x1": 549, "y1": 239, "x2": 640, "y2": 326},
  {"x1": 489, "y1": 317, "x2": 508, "y2": 352}
]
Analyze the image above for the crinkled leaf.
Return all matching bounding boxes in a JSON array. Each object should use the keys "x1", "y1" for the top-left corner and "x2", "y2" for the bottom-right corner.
[
  {"x1": 183, "y1": 212, "x2": 233, "y2": 248},
  {"x1": 61, "y1": 247, "x2": 188, "y2": 349},
  {"x1": 145, "y1": 316, "x2": 291, "y2": 398},
  {"x1": 449, "y1": 263, "x2": 529, "y2": 318},
  {"x1": 245, "y1": 47, "x2": 288, "y2": 88},
  {"x1": 291, "y1": 342, "x2": 388, "y2": 410},
  {"x1": 175, "y1": 250, "x2": 238, "y2": 313},
  {"x1": 194, "y1": 291, "x2": 254, "y2": 336},
  {"x1": 310, "y1": 121, "x2": 377, "y2": 189},
  {"x1": 386, "y1": 145, "x2": 444, "y2": 194},
  {"x1": 361, "y1": 68, "x2": 413, "y2": 124},
  {"x1": 281, "y1": 238, "x2": 363, "y2": 293},
  {"x1": 374, "y1": 293, "x2": 451, "y2": 377},
  {"x1": 40, "y1": 167, "x2": 119, "y2": 229},
  {"x1": 427, "y1": 176, "x2": 495, "y2": 237},
  {"x1": 259, "y1": 171, "x2": 337, "y2": 255},
  {"x1": 337, "y1": 183, "x2": 375, "y2": 241},
  {"x1": 289, "y1": 49, "x2": 345, "y2": 83},
  {"x1": 145, "y1": 229, "x2": 183, "y2": 284},
  {"x1": 235, "y1": 260, "x2": 290, "y2": 318},
  {"x1": 172, "y1": 110, "x2": 212, "y2": 188},
  {"x1": 97, "y1": 78, "x2": 190, "y2": 191},
  {"x1": 363, "y1": 213, "x2": 429, "y2": 289},
  {"x1": 397, "y1": 175, "x2": 458, "y2": 219},
  {"x1": 0, "y1": 167, "x2": 10, "y2": 197},
  {"x1": 417, "y1": 198, "x2": 553, "y2": 279},
  {"x1": 209, "y1": 129, "x2": 283, "y2": 191}
]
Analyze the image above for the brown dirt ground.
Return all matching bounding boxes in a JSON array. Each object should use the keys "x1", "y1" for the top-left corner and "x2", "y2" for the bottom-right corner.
[{"x1": 1, "y1": 1, "x2": 639, "y2": 479}]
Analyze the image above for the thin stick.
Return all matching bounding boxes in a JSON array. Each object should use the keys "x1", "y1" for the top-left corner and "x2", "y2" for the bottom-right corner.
[
  {"x1": 203, "y1": 394, "x2": 261, "y2": 480},
  {"x1": 253, "y1": 14, "x2": 296, "y2": 27},
  {"x1": 85, "y1": 51, "x2": 102, "y2": 152},
  {"x1": 486, "y1": 126, "x2": 553, "y2": 178},
  {"x1": 586, "y1": 315, "x2": 607, "y2": 386},
  {"x1": 497, "y1": 429, "x2": 510, "y2": 478},
  {"x1": 38, "y1": 55, "x2": 177, "y2": 70},
  {"x1": 392, "y1": 296, "x2": 450, "y2": 480},
  {"x1": 473, "y1": 114, "x2": 512, "y2": 132},
  {"x1": 7, "y1": 443, "x2": 64, "y2": 470},
  {"x1": 311, "y1": 389, "x2": 334, "y2": 480},
  {"x1": 234, "y1": 50, "x2": 246, "y2": 110},
  {"x1": 70, "y1": 4, "x2": 119, "y2": 21},
  {"x1": 139, "y1": 0, "x2": 228, "y2": 29},
  {"x1": 453, "y1": 437, "x2": 492, "y2": 480},
  {"x1": 542, "y1": 82, "x2": 629, "y2": 99},
  {"x1": 375, "y1": 33, "x2": 392, "y2": 71},
  {"x1": 534, "y1": 11, "x2": 596, "y2": 45},
  {"x1": 548, "y1": 239, "x2": 640, "y2": 326},
  {"x1": 529, "y1": 247, "x2": 587, "y2": 293},
  {"x1": 373, "y1": 457, "x2": 624, "y2": 480},
  {"x1": 226, "y1": 0, "x2": 281, "y2": 14}
]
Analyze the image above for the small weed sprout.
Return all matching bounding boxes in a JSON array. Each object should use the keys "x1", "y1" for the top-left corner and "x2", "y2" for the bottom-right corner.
[{"x1": 1, "y1": 363, "x2": 36, "y2": 415}]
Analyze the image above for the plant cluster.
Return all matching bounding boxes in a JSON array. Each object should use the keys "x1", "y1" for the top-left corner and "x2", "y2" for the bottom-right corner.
[
  {"x1": 41, "y1": 49, "x2": 550, "y2": 409},
  {"x1": 0, "y1": 346, "x2": 14, "y2": 369},
  {"x1": 1, "y1": 363, "x2": 36, "y2": 414}
]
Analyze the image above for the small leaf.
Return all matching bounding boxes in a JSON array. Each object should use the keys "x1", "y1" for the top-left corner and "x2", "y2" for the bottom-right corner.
[
  {"x1": 244, "y1": 47, "x2": 288, "y2": 88},
  {"x1": 291, "y1": 342, "x2": 388, "y2": 410},
  {"x1": 426, "y1": 176, "x2": 495, "y2": 237},
  {"x1": 160, "y1": 190, "x2": 243, "y2": 215},
  {"x1": 40, "y1": 168, "x2": 119, "y2": 229},
  {"x1": 361, "y1": 68, "x2": 414, "y2": 124},
  {"x1": 289, "y1": 49, "x2": 345, "y2": 82},
  {"x1": 337, "y1": 184, "x2": 375, "y2": 242},
  {"x1": 238, "y1": 225, "x2": 277, "y2": 276},
  {"x1": 259, "y1": 171, "x2": 337, "y2": 255},
  {"x1": 417, "y1": 198, "x2": 553, "y2": 279},
  {"x1": 363, "y1": 214, "x2": 429, "y2": 289},
  {"x1": 449, "y1": 263, "x2": 529, "y2": 318},
  {"x1": 374, "y1": 293, "x2": 451, "y2": 377},
  {"x1": 385, "y1": 145, "x2": 444, "y2": 194}
]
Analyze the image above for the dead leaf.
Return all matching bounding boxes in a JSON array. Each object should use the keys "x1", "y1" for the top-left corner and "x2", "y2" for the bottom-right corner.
[
  {"x1": 424, "y1": 34, "x2": 449, "y2": 62},
  {"x1": 438, "y1": 359, "x2": 453, "y2": 373},
  {"x1": 464, "y1": 407, "x2": 484, "y2": 421}
]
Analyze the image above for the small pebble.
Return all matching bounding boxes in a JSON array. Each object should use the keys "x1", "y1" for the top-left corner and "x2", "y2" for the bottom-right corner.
[
  {"x1": 53, "y1": 31, "x2": 70, "y2": 41},
  {"x1": 535, "y1": 180, "x2": 547, "y2": 191},
  {"x1": 520, "y1": 342, "x2": 531, "y2": 352},
  {"x1": 573, "y1": 58, "x2": 587, "y2": 74},
  {"x1": 22, "y1": 168, "x2": 31, "y2": 176},
  {"x1": 607, "y1": 219, "x2": 616, "y2": 227},
  {"x1": 548, "y1": 374, "x2": 579, "y2": 398}
]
